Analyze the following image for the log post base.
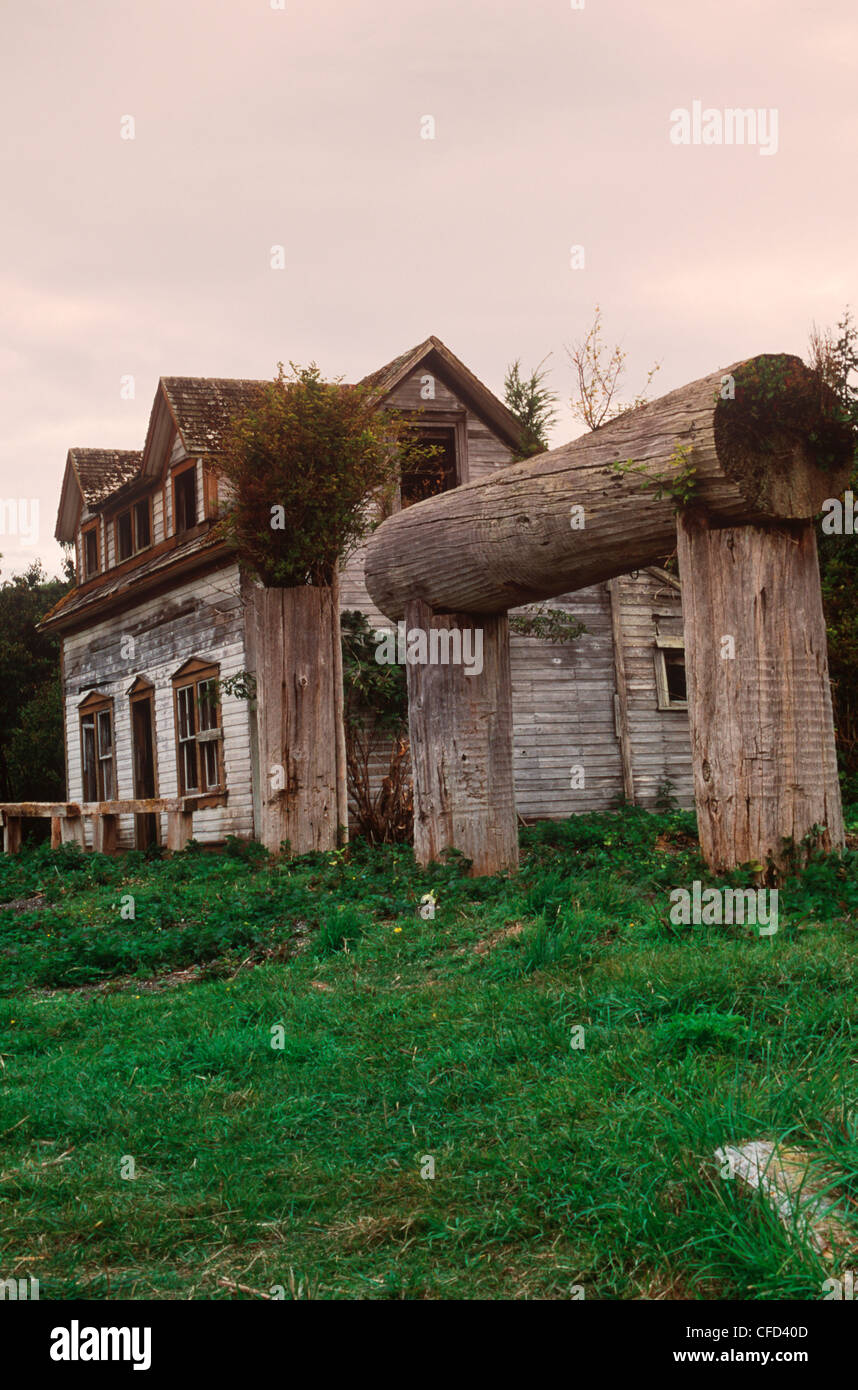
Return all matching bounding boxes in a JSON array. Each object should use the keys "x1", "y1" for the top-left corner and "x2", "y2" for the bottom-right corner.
[
  {"x1": 405, "y1": 599, "x2": 518, "y2": 877},
  {"x1": 677, "y1": 512, "x2": 844, "y2": 880}
]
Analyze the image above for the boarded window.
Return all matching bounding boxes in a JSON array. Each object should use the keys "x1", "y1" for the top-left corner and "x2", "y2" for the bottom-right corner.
[
  {"x1": 172, "y1": 661, "x2": 223, "y2": 794},
  {"x1": 173, "y1": 466, "x2": 198, "y2": 534}
]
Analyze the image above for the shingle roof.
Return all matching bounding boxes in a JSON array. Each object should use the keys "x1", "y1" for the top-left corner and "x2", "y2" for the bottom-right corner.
[
  {"x1": 70, "y1": 449, "x2": 143, "y2": 506},
  {"x1": 161, "y1": 377, "x2": 265, "y2": 455}
]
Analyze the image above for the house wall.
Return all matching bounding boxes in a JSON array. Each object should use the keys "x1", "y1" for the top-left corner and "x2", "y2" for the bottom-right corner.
[
  {"x1": 617, "y1": 570, "x2": 694, "y2": 809},
  {"x1": 61, "y1": 561, "x2": 254, "y2": 848}
]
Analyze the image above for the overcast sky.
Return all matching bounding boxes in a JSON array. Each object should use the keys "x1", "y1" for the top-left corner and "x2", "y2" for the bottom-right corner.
[{"x1": 1, "y1": 0, "x2": 855, "y2": 580}]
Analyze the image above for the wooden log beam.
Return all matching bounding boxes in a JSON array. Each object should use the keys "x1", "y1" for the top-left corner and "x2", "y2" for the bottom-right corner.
[
  {"x1": 366, "y1": 355, "x2": 853, "y2": 619},
  {"x1": 405, "y1": 600, "x2": 518, "y2": 876},
  {"x1": 676, "y1": 511, "x2": 844, "y2": 879}
]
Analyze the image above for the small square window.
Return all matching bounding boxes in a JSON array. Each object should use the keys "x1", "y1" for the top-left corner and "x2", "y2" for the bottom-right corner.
[{"x1": 654, "y1": 638, "x2": 687, "y2": 710}]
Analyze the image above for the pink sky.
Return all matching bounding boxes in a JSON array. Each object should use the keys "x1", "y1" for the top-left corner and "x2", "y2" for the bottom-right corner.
[{"x1": 1, "y1": 0, "x2": 855, "y2": 579}]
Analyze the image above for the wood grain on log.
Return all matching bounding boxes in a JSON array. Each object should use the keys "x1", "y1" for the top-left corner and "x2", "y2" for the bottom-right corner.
[
  {"x1": 250, "y1": 584, "x2": 342, "y2": 856},
  {"x1": 676, "y1": 511, "x2": 844, "y2": 878},
  {"x1": 406, "y1": 599, "x2": 518, "y2": 875},
  {"x1": 366, "y1": 356, "x2": 852, "y2": 619}
]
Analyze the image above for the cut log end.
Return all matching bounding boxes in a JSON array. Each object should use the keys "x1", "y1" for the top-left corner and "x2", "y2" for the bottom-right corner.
[{"x1": 714, "y1": 354, "x2": 854, "y2": 520}]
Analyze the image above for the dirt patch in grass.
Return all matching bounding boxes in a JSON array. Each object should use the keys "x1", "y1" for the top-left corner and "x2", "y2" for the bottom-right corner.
[{"x1": 473, "y1": 922, "x2": 525, "y2": 955}]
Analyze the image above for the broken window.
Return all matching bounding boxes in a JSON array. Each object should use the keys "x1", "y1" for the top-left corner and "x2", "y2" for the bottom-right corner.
[
  {"x1": 400, "y1": 427, "x2": 457, "y2": 508},
  {"x1": 173, "y1": 466, "x2": 198, "y2": 534},
  {"x1": 654, "y1": 636, "x2": 688, "y2": 710},
  {"x1": 79, "y1": 696, "x2": 115, "y2": 801},
  {"x1": 172, "y1": 661, "x2": 222, "y2": 794}
]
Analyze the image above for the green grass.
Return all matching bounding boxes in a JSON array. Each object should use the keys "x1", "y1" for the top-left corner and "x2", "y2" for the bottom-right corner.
[{"x1": 2, "y1": 808, "x2": 858, "y2": 1300}]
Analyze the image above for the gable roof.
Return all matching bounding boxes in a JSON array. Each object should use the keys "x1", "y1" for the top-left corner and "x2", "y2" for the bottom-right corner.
[
  {"x1": 359, "y1": 335, "x2": 524, "y2": 451},
  {"x1": 55, "y1": 448, "x2": 144, "y2": 542},
  {"x1": 53, "y1": 337, "x2": 523, "y2": 543}
]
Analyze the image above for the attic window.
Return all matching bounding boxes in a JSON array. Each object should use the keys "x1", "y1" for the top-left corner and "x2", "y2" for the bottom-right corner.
[
  {"x1": 400, "y1": 427, "x2": 457, "y2": 508},
  {"x1": 173, "y1": 464, "x2": 198, "y2": 534},
  {"x1": 83, "y1": 524, "x2": 100, "y2": 579},
  {"x1": 654, "y1": 635, "x2": 687, "y2": 710},
  {"x1": 115, "y1": 499, "x2": 152, "y2": 562}
]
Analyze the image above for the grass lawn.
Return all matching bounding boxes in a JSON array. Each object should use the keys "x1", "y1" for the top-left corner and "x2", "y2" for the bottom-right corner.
[{"x1": 2, "y1": 807, "x2": 858, "y2": 1300}]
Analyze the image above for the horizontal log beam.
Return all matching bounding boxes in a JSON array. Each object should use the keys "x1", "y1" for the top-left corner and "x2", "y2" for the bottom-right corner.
[
  {"x1": 366, "y1": 354, "x2": 853, "y2": 618},
  {"x1": 0, "y1": 795, "x2": 227, "y2": 819}
]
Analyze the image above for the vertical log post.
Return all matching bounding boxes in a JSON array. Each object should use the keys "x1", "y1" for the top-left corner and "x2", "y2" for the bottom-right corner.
[
  {"x1": 405, "y1": 598, "x2": 518, "y2": 876},
  {"x1": 677, "y1": 511, "x2": 844, "y2": 879},
  {"x1": 60, "y1": 813, "x2": 85, "y2": 849},
  {"x1": 250, "y1": 584, "x2": 346, "y2": 856},
  {"x1": 166, "y1": 810, "x2": 194, "y2": 853},
  {"x1": 92, "y1": 813, "x2": 119, "y2": 855},
  {"x1": 50, "y1": 816, "x2": 62, "y2": 850},
  {"x1": 2, "y1": 815, "x2": 22, "y2": 855}
]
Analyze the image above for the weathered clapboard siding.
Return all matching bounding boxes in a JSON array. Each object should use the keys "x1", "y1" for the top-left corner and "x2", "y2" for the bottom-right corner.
[
  {"x1": 511, "y1": 584, "x2": 624, "y2": 818},
  {"x1": 616, "y1": 570, "x2": 694, "y2": 808},
  {"x1": 62, "y1": 561, "x2": 253, "y2": 848}
]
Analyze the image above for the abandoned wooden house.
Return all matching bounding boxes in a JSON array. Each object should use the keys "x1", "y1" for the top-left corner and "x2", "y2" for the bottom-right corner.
[{"x1": 28, "y1": 336, "x2": 693, "y2": 853}]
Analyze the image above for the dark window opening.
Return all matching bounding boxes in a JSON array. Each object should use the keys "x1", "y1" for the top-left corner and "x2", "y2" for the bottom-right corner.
[
  {"x1": 80, "y1": 702, "x2": 115, "y2": 801},
  {"x1": 400, "y1": 428, "x2": 457, "y2": 508},
  {"x1": 134, "y1": 499, "x2": 151, "y2": 549},
  {"x1": 664, "y1": 649, "x2": 687, "y2": 704},
  {"x1": 116, "y1": 509, "x2": 134, "y2": 561},
  {"x1": 173, "y1": 468, "x2": 198, "y2": 533},
  {"x1": 83, "y1": 527, "x2": 99, "y2": 578}
]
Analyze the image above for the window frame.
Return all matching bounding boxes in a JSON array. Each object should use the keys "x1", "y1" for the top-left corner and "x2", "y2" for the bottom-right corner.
[
  {"x1": 82, "y1": 521, "x2": 101, "y2": 580},
  {"x1": 114, "y1": 496, "x2": 153, "y2": 563},
  {"x1": 172, "y1": 460, "x2": 199, "y2": 536},
  {"x1": 78, "y1": 692, "x2": 116, "y2": 802},
  {"x1": 654, "y1": 635, "x2": 688, "y2": 711},
  {"x1": 171, "y1": 659, "x2": 224, "y2": 795}
]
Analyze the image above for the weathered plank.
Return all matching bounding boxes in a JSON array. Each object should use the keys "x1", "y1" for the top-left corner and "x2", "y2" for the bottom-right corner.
[
  {"x1": 166, "y1": 810, "x2": 194, "y2": 852},
  {"x1": 406, "y1": 599, "x2": 518, "y2": 875},
  {"x1": 676, "y1": 511, "x2": 844, "y2": 877},
  {"x1": 249, "y1": 584, "x2": 347, "y2": 855}
]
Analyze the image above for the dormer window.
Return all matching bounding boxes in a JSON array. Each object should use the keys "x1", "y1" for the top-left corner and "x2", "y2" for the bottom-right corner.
[
  {"x1": 173, "y1": 463, "x2": 198, "y2": 534},
  {"x1": 400, "y1": 427, "x2": 458, "y2": 508},
  {"x1": 82, "y1": 522, "x2": 100, "y2": 579},
  {"x1": 115, "y1": 499, "x2": 152, "y2": 562}
]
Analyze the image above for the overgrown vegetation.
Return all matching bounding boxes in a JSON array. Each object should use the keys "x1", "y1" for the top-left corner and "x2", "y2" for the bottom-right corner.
[
  {"x1": 0, "y1": 559, "x2": 73, "y2": 803},
  {"x1": 3, "y1": 808, "x2": 858, "y2": 1299},
  {"x1": 215, "y1": 364, "x2": 433, "y2": 587},
  {"x1": 340, "y1": 610, "x2": 411, "y2": 843},
  {"x1": 503, "y1": 357, "x2": 558, "y2": 458},
  {"x1": 809, "y1": 309, "x2": 858, "y2": 785}
]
